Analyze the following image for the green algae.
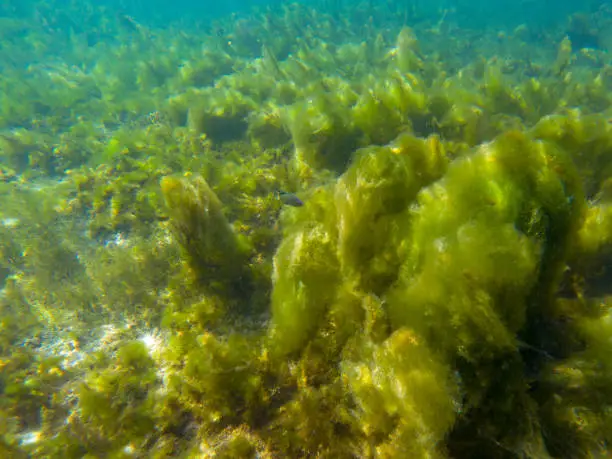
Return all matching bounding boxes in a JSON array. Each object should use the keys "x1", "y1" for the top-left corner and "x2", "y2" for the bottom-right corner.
[
  {"x1": 161, "y1": 176, "x2": 245, "y2": 278},
  {"x1": 1, "y1": 2, "x2": 612, "y2": 457}
]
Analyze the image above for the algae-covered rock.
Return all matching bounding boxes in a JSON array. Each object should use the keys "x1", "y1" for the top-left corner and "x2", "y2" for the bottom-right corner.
[
  {"x1": 267, "y1": 128, "x2": 588, "y2": 456},
  {"x1": 161, "y1": 175, "x2": 252, "y2": 299},
  {"x1": 269, "y1": 132, "x2": 448, "y2": 357},
  {"x1": 389, "y1": 130, "x2": 583, "y2": 350}
]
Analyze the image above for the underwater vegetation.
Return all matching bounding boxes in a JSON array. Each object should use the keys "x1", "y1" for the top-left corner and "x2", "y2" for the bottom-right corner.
[{"x1": 2, "y1": 0, "x2": 612, "y2": 457}]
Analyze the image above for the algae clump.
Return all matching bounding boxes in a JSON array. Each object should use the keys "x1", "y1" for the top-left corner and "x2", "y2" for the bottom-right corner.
[{"x1": 161, "y1": 175, "x2": 252, "y2": 300}]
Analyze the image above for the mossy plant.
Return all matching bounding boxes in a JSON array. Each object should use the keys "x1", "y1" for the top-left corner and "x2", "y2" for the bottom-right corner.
[{"x1": 161, "y1": 175, "x2": 254, "y2": 303}]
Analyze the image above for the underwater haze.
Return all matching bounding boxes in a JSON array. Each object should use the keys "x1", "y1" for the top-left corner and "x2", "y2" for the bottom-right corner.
[{"x1": 2, "y1": 0, "x2": 612, "y2": 457}]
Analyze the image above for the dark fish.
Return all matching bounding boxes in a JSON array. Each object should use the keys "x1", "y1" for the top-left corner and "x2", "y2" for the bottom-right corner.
[{"x1": 277, "y1": 191, "x2": 304, "y2": 207}]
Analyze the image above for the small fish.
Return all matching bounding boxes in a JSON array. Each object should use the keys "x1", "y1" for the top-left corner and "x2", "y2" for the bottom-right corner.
[
  {"x1": 117, "y1": 13, "x2": 139, "y2": 31},
  {"x1": 277, "y1": 191, "x2": 304, "y2": 207}
]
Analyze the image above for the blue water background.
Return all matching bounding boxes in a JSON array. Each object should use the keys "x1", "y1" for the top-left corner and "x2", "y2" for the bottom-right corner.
[{"x1": 1, "y1": 0, "x2": 607, "y2": 32}]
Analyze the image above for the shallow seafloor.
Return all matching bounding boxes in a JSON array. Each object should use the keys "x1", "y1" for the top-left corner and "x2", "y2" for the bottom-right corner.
[{"x1": 1, "y1": 1, "x2": 612, "y2": 457}]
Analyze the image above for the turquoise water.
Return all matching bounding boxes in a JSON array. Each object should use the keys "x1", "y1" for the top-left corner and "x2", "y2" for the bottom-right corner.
[{"x1": 1, "y1": 1, "x2": 612, "y2": 457}]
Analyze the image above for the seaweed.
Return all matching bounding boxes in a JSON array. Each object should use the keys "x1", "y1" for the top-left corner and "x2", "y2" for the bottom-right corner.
[{"x1": 1, "y1": 2, "x2": 612, "y2": 457}]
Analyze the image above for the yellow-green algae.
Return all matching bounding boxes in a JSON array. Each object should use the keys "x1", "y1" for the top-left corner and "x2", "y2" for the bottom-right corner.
[{"x1": 1, "y1": 1, "x2": 612, "y2": 457}]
